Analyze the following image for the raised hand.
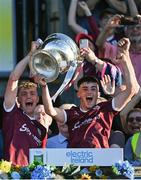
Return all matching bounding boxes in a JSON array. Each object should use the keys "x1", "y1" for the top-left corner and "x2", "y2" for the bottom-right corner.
[
  {"x1": 80, "y1": 47, "x2": 97, "y2": 63},
  {"x1": 118, "y1": 38, "x2": 130, "y2": 52},
  {"x1": 33, "y1": 74, "x2": 47, "y2": 87},
  {"x1": 78, "y1": 1, "x2": 88, "y2": 10},
  {"x1": 78, "y1": 1, "x2": 91, "y2": 16},
  {"x1": 29, "y1": 40, "x2": 41, "y2": 55},
  {"x1": 105, "y1": 14, "x2": 121, "y2": 30},
  {"x1": 100, "y1": 75, "x2": 115, "y2": 95},
  {"x1": 112, "y1": 38, "x2": 131, "y2": 64}
]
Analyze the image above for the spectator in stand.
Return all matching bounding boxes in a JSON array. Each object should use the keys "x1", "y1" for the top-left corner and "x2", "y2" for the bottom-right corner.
[
  {"x1": 76, "y1": 0, "x2": 108, "y2": 25},
  {"x1": 98, "y1": 8, "x2": 120, "y2": 45},
  {"x1": 119, "y1": 88, "x2": 141, "y2": 164},
  {"x1": 102, "y1": 0, "x2": 141, "y2": 44},
  {"x1": 37, "y1": 38, "x2": 139, "y2": 148},
  {"x1": 68, "y1": 0, "x2": 137, "y2": 45},
  {"x1": 97, "y1": 15, "x2": 141, "y2": 79},
  {"x1": 124, "y1": 108, "x2": 141, "y2": 166},
  {"x1": 2, "y1": 41, "x2": 49, "y2": 167},
  {"x1": 46, "y1": 122, "x2": 69, "y2": 148},
  {"x1": 76, "y1": 0, "x2": 100, "y2": 18},
  {"x1": 96, "y1": 6, "x2": 141, "y2": 86},
  {"x1": 70, "y1": 0, "x2": 130, "y2": 33},
  {"x1": 75, "y1": 35, "x2": 122, "y2": 97},
  {"x1": 77, "y1": 2, "x2": 120, "y2": 45},
  {"x1": 68, "y1": 0, "x2": 119, "y2": 44},
  {"x1": 68, "y1": 0, "x2": 99, "y2": 40},
  {"x1": 120, "y1": 88, "x2": 141, "y2": 133},
  {"x1": 96, "y1": 0, "x2": 138, "y2": 47}
]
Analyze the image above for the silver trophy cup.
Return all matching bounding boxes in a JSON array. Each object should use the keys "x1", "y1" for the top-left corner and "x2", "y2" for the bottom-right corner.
[
  {"x1": 29, "y1": 33, "x2": 82, "y2": 101},
  {"x1": 29, "y1": 33, "x2": 81, "y2": 82}
]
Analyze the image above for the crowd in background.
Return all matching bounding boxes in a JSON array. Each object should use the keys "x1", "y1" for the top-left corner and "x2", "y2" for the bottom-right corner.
[{"x1": 1, "y1": 0, "x2": 141, "y2": 167}]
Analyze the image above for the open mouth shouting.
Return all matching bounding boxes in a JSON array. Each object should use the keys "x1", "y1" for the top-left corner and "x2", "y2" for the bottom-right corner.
[
  {"x1": 86, "y1": 96, "x2": 93, "y2": 103},
  {"x1": 84, "y1": 95, "x2": 96, "y2": 109},
  {"x1": 25, "y1": 102, "x2": 33, "y2": 107}
]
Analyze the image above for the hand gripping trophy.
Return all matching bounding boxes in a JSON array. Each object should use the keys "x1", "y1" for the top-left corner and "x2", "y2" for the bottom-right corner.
[{"x1": 29, "y1": 33, "x2": 82, "y2": 102}]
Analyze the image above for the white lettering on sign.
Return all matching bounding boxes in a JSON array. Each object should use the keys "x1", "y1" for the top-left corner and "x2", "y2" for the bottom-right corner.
[{"x1": 66, "y1": 150, "x2": 93, "y2": 163}]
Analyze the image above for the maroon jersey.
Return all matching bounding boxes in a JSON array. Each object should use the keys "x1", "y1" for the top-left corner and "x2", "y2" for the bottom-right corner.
[
  {"x1": 65, "y1": 100, "x2": 117, "y2": 148},
  {"x1": 2, "y1": 104, "x2": 47, "y2": 166}
]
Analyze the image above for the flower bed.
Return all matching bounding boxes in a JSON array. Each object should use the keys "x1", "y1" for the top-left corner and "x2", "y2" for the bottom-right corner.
[{"x1": 0, "y1": 160, "x2": 134, "y2": 179}]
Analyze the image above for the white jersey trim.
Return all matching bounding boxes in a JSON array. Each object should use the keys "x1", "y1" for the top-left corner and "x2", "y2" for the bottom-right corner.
[
  {"x1": 3, "y1": 101, "x2": 15, "y2": 112},
  {"x1": 3, "y1": 101, "x2": 35, "y2": 120}
]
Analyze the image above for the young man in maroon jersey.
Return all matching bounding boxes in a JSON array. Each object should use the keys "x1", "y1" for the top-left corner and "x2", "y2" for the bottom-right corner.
[
  {"x1": 38, "y1": 38, "x2": 140, "y2": 148},
  {"x1": 2, "y1": 41, "x2": 51, "y2": 166}
]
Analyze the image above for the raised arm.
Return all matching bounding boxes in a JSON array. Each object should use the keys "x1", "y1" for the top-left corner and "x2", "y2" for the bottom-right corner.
[
  {"x1": 78, "y1": 1, "x2": 92, "y2": 17},
  {"x1": 96, "y1": 14, "x2": 121, "y2": 50},
  {"x1": 42, "y1": 85, "x2": 66, "y2": 124},
  {"x1": 78, "y1": 1, "x2": 99, "y2": 38},
  {"x1": 32, "y1": 76, "x2": 66, "y2": 124},
  {"x1": 112, "y1": 38, "x2": 140, "y2": 111},
  {"x1": 68, "y1": 0, "x2": 87, "y2": 34},
  {"x1": 80, "y1": 47, "x2": 106, "y2": 72},
  {"x1": 4, "y1": 41, "x2": 39, "y2": 109}
]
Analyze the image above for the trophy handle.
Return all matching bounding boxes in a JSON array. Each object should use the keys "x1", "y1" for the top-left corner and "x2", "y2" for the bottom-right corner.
[{"x1": 51, "y1": 61, "x2": 78, "y2": 102}]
